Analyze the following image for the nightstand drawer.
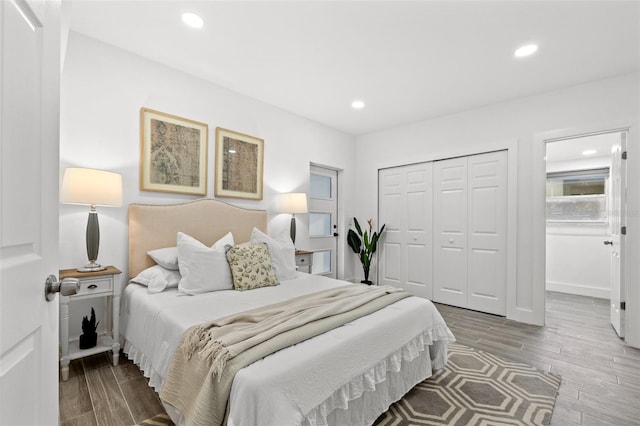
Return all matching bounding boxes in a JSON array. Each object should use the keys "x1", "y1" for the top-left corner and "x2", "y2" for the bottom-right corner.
[
  {"x1": 75, "y1": 277, "x2": 113, "y2": 297},
  {"x1": 294, "y1": 250, "x2": 313, "y2": 273},
  {"x1": 295, "y1": 253, "x2": 312, "y2": 266}
]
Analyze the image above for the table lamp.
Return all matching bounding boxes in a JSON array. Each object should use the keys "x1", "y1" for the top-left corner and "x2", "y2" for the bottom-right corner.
[
  {"x1": 61, "y1": 167, "x2": 123, "y2": 272},
  {"x1": 279, "y1": 192, "x2": 308, "y2": 245}
]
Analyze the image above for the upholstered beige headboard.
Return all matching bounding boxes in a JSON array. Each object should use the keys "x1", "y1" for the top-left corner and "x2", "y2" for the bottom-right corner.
[{"x1": 128, "y1": 198, "x2": 267, "y2": 278}]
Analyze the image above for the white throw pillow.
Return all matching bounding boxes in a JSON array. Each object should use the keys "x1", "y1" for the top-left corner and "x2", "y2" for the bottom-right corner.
[
  {"x1": 250, "y1": 227, "x2": 297, "y2": 281},
  {"x1": 177, "y1": 232, "x2": 234, "y2": 294},
  {"x1": 129, "y1": 265, "x2": 181, "y2": 294},
  {"x1": 147, "y1": 246, "x2": 179, "y2": 270}
]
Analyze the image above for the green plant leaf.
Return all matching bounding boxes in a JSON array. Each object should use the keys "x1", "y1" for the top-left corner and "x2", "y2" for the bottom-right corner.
[
  {"x1": 347, "y1": 229, "x2": 361, "y2": 254},
  {"x1": 353, "y1": 217, "x2": 363, "y2": 236}
]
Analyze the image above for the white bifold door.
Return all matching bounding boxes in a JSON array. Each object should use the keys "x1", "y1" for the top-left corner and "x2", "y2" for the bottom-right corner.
[
  {"x1": 433, "y1": 151, "x2": 508, "y2": 315},
  {"x1": 378, "y1": 162, "x2": 433, "y2": 299}
]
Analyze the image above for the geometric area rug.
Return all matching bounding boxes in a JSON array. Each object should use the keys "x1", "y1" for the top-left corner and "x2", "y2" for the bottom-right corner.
[
  {"x1": 374, "y1": 343, "x2": 562, "y2": 426},
  {"x1": 138, "y1": 343, "x2": 561, "y2": 426}
]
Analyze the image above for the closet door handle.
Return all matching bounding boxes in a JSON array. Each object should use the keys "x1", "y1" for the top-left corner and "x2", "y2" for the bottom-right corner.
[{"x1": 604, "y1": 241, "x2": 613, "y2": 246}]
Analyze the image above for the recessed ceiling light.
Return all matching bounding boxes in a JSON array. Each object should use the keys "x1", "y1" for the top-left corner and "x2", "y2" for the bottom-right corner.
[
  {"x1": 182, "y1": 12, "x2": 204, "y2": 29},
  {"x1": 582, "y1": 149, "x2": 597, "y2": 156},
  {"x1": 514, "y1": 44, "x2": 538, "y2": 58},
  {"x1": 351, "y1": 100, "x2": 365, "y2": 109}
]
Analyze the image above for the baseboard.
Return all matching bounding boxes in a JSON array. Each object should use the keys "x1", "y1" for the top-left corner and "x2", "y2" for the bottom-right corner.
[{"x1": 546, "y1": 281, "x2": 610, "y2": 299}]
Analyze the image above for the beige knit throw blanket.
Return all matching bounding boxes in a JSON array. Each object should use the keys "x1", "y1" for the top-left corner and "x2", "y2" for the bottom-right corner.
[{"x1": 160, "y1": 284, "x2": 410, "y2": 426}]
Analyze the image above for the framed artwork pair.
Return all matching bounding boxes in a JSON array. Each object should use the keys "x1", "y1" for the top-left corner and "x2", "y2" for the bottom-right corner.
[{"x1": 139, "y1": 107, "x2": 264, "y2": 200}]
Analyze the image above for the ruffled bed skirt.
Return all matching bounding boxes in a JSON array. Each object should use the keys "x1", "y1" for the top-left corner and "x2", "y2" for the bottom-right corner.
[
  {"x1": 300, "y1": 326, "x2": 452, "y2": 426},
  {"x1": 124, "y1": 324, "x2": 453, "y2": 426}
]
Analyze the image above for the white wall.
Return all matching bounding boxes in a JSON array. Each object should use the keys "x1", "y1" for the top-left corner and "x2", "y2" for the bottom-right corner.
[
  {"x1": 354, "y1": 73, "x2": 640, "y2": 344},
  {"x1": 546, "y1": 230, "x2": 610, "y2": 298},
  {"x1": 60, "y1": 33, "x2": 357, "y2": 337}
]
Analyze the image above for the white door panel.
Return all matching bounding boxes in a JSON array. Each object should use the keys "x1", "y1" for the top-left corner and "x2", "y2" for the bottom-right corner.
[
  {"x1": 434, "y1": 157, "x2": 467, "y2": 305},
  {"x1": 468, "y1": 151, "x2": 507, "y2": 315},
  {"x1": 610, "y1": 133, "x2": 626, "y2": 337},
  {"x1": 1, "y1": 1, "x2": 61, "y2": 424},
  {"x1": 436, "y1": 247, "x2": 467, "y2": 306},
  {"x1": 382, "y1": 242, "x2": 402, "y2": 284},
  {"x1": 379, "y1": 162, "x2": 432, "y2": 298},
  {"x1": 309, "y1": 165, "x2": 338, "y2": 278}
]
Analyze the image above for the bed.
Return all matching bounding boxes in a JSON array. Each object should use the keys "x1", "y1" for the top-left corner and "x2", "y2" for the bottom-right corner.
[{"x1": 121, "y1": 199, "x2": 455, "y2": 426}]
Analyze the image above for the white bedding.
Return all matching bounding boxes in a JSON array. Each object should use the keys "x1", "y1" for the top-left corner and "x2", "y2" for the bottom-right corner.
[{"x1": 121, "y1": 272, "x2": 455, "y2": 426}]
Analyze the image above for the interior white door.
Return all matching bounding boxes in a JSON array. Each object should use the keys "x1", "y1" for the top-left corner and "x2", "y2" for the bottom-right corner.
[
  {"x1": 467, "y1": 151, "x2": 507, "y2": 315},
  {"x1": 378, "y1": 162, "x2": 432, "y2": 298},
  {"x1": 433, "y1": 157, "x2": 468, "y2": 307},
  {"x1": 308, "y1": 165, "x2": 338, "y2": 278},
  {"x1": 609, "y1": 133, "x2": 627, "y2": 337},
  {"x1": 0, "y1": 1, "x2": 61, "y2": 424}
]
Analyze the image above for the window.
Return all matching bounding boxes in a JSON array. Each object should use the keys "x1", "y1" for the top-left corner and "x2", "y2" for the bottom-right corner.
[{"x1": 546, "y1": 168, "x2": 608, "y2": 222}]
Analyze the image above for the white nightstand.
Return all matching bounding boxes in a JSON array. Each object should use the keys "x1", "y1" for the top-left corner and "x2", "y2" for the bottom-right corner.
[
  {"x1": 295, "y1": 250, "x2": 313, "y2": 273},
  {"x1": 58, "y1": 266, "x2": 122, "y2": 381}
]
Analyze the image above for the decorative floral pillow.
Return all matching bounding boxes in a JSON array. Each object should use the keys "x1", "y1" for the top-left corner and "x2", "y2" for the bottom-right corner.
[{"x1": 225, "y1": 243, "x2": 278, "y2": 291}]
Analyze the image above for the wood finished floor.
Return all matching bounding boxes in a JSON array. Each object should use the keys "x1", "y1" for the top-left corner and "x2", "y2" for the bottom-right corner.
[{"x1": 59, "y1": 291, "x2": 640, "y2": 426}]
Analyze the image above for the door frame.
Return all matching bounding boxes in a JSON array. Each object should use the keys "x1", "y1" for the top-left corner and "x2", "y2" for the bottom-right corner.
[{"x1": 533, "y1": 122, "x2": 636, "y2": 343}]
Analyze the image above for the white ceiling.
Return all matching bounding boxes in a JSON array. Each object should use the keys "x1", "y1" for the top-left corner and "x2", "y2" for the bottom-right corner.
[{"x1": 68, "y1": 1, "x2": 640, "y2": 136}]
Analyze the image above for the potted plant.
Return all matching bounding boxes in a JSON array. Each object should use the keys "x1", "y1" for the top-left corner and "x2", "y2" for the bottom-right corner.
[
  {"x1": 79, "y1": 307, "x2": 99, "y2": 349},
  {"x1": 347, "y1": 218, "x2": 386, "y2": 285}
]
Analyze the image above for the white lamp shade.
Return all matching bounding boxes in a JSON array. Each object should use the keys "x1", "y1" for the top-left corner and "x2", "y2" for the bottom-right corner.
[
  {"x1": 279, "y1": 193, "x2": 308, "y2": 214},
  {"x1": 61, "y1": 167, "x2": 123, "y2": 207}
]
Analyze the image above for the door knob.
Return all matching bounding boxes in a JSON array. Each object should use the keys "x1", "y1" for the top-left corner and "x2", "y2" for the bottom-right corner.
[
  {"x1": 604, "y1": 241, "x2": 614, "y2": 246},
  {"x1": 44, "y1": 275, "x2": 80, "y2": 301},
  {"x1": 333, "y1": 232, "x2": 339, "y2": 237}
]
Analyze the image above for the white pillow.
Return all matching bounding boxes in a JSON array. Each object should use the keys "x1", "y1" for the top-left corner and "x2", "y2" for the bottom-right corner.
[
  {"x1": 147, "y1": 247, "x2": 179, "y2": 270},
  {"x1": 129, "y1": 265, "x2": 181, "y2": 294},
  {"x1": 177, "y1": 232, "x2": 234, "y2": 295},
  {"x1": 250, "y1": 227, "x2": 297, "y2": 281}
]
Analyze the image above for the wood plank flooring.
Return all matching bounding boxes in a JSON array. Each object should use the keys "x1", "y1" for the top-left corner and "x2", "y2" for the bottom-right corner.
[
  {"x1": 442, "y1": 292, "x2": 640, "y2": 426},
  {"x1": 59, "y1": 291, "x2": 640, "y2": 425}
]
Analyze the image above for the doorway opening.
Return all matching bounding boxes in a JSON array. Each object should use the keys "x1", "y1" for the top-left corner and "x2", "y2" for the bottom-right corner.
[{"x1": 544, "y1": 130, "x2": 627, "y2": 339}]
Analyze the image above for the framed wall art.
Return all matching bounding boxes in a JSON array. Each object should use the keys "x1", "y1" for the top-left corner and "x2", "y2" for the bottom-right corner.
[
  {"x1": 140, "y1": 107, "x2": 208, "y2": 195},
  {"x1": 214, "y1": 127, "x2": 264, "y2": 200}
]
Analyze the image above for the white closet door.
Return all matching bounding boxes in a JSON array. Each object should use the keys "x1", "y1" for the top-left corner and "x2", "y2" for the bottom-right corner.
[
  {"x1": 433, "y1": 157, "x2": 468, "y2": 307},
  {"x1": 467, "y1": 151, "x2": 507, "y2": 315},
  {"x1": 378, "y1": 162, "x2": 432, "y2": 298}
]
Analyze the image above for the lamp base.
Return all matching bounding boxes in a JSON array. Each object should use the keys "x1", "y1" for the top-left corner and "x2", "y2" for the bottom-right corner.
[
  {"x1": 290, "y1": 216, "x2": 297, "y2": 246},
  {"x1": 77, "y1": 261, "x2": 106, "y2": 273}
]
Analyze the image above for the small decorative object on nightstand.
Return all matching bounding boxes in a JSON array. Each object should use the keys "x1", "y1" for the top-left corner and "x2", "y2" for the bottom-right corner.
[
  {"x1": 58, "y1": 266, "x2": 122, "y2": 381},
  {"x1": 295, "y1": 250, "x2": 313, "y2": 273},
  {"x1": 79, "y1": 307, "x2": 99, "y2": 349}
]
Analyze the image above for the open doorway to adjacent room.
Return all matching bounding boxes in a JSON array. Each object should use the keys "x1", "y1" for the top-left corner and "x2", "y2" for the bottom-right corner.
[{"x1": 545, "y1": 130, "x2": 627, "y2": 341}]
